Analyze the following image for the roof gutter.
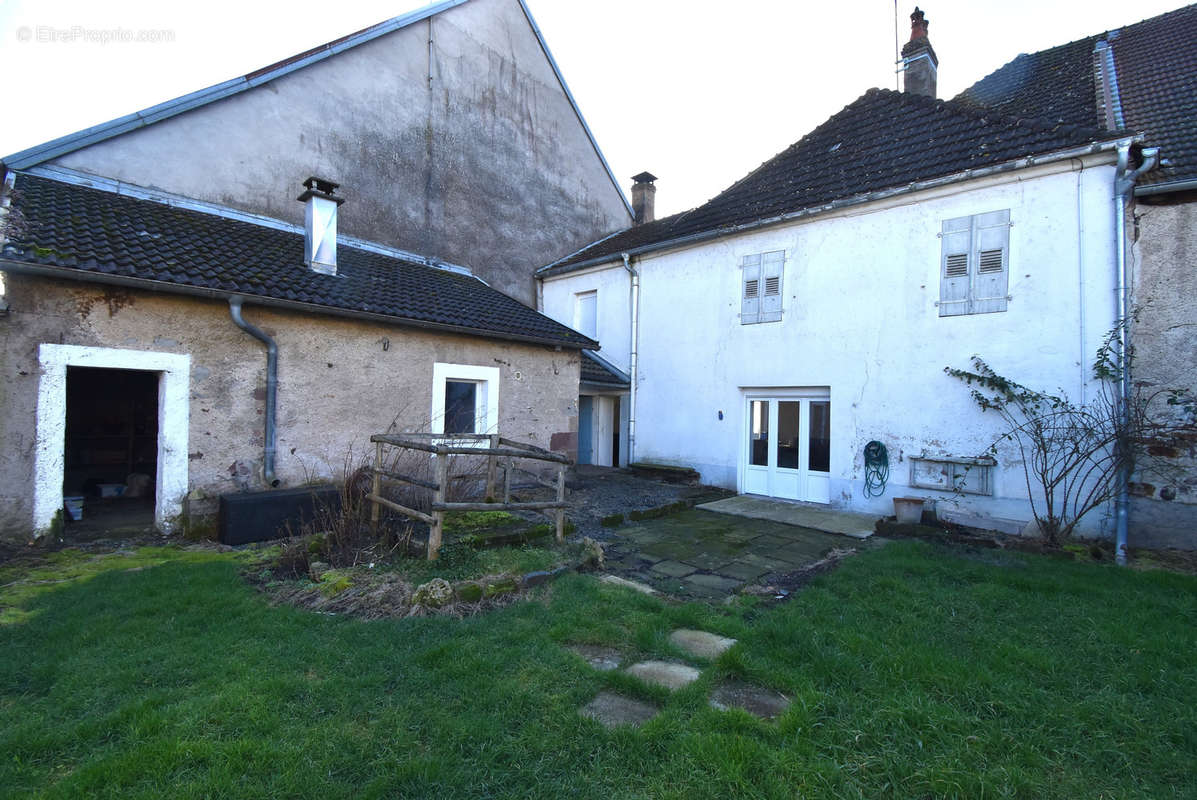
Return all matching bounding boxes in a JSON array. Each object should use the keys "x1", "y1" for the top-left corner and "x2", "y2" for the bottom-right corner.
[
  {"x1": 0, "y1": 259, "x2": 597, "y2": 351},
  {"x1": 1134, "y1": 177, "x2": 1197, "y2": 197},
  {"x1": 538, "y1": 138, "x2": 1135, "y2": 278}
]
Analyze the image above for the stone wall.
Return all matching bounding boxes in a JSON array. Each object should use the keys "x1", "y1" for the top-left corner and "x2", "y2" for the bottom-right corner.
[
  {"x1": 0, "y1": 274, "x2": 580, "y2": 539},
  {"x1": 1129, "y1": 197, "x2": 1197, "y2": 548}
]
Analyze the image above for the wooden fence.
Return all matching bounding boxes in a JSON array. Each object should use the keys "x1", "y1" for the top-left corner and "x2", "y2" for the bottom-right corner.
[{"x1": 366, "y1": 433, "x2": 569, "y2": 560}]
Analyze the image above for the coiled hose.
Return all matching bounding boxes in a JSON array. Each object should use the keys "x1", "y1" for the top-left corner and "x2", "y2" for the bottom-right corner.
[{"x1": 863, "y1": 440, "x2": 889, "y2": 498}]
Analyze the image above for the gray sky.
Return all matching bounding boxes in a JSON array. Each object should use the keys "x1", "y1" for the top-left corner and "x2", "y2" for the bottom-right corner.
[{"x1": 0, "y1": 0, "x2": 1185, "y2": 217}]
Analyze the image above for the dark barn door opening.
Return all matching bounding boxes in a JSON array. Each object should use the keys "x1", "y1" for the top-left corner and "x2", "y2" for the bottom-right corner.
[{"x1": 64, "y1": 367, "x2": 159, "y2": 531}]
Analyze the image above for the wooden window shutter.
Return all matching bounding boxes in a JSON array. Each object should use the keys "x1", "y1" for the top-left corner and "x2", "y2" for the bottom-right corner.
[
  {"x1": 759, "y1": 250, "x2": 784, "y2": 322},
  {"x1": 741, "y1": 253, "x2": 761, "y2": 323},
  {"x1": 939, "y1": 216, "x2": 972, "y2": 317},
  {"x1": 971, "y1": 209, "x2": 1011, "y2": 314}
]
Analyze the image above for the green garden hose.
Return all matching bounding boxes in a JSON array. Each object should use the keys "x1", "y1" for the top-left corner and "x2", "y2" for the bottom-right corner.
[{"x1": 864, "y1": 440, "x2": 889, "y2": 498}]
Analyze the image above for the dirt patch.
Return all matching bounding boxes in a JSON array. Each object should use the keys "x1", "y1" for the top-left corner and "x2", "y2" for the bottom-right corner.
[
  {"x1": 249, "y1": 568, "x2": 543, "y2": 620},
  {"x1": 557, "y1": 466, "x2": 733, "y2": 542}
]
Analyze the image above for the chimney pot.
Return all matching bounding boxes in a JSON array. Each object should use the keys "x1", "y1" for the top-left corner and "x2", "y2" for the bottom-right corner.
[
  {"x1": 900, "y1": 7, "x2": 938, "y2": 98},
  {"x1": 296, "y1": 176, "x2": 344, "y2": 275},
  {"x1": 631, "y1": 172, "x2": 657, "y2": 225}
]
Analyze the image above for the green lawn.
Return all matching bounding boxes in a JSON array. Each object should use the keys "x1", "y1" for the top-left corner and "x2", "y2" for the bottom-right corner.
[{"x1": 1, "y1": 539, "x2": 1194, "y2": 798}]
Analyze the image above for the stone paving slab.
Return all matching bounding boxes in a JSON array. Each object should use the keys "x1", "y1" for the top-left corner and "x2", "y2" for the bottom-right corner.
[
  {"x1": 709, "y1": 681, "x2": 791, "y2": 720},
  {"x1": 669, "y1": 629, "x2": 737, "y2": 660},
  {"x1": 580, "y1": 691, "x2": 659, "y2": 728},
  {"x1": 698, "y1": 496, "x2": 877, "y2": 539},
  {"x1": 651, "y1": 560, "x2": 697, "y2": 578},
  {"x1": 625, "y1": 660, "x2": 701, "y2": 691},
  {"x1": 718, "y1": 560, "x2": 771, "y2": 582},
  {"x1": 683, "y1": 551, "x2": 735, "y2": 571},
  {"x1": 567, "y1": 644, "x2": 623, "y2": 671},
  {"x1": 684, "y1": 573, "x2": 742, "y2": 593}
]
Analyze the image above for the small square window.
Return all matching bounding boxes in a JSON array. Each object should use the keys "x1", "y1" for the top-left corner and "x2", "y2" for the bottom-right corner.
[{"x1": 431, "y1": 363, "x2": 500, "y2": 440}]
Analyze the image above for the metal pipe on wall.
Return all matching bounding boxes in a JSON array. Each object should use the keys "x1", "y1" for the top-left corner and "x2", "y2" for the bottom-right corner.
[
  {"x1": 228, "y1": 296, "x2": 280, "y2": 487},
  {"x1": 1112, "y1": 144, "x2": 1159, "y2": 564},
  {"x1": 621, "y1": 252, "x2": 639, "y2": 466}
]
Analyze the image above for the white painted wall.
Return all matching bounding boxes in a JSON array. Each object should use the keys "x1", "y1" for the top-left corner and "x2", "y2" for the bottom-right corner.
[
  {"x1": 541, "y1": 263, "x2": 633, "y2": 373},
  {"x1": 544, "y1": 159, "x2": 1121, "y2": 533}
]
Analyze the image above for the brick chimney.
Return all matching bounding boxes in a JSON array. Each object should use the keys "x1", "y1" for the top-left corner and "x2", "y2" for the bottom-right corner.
[
  {"x1": 901, "y1": 7, "x2": 938, "y2": 98},
  {"x1": 631, "y1": 172, "x2": 657, "y2": 225},
  {"x1": 296, "y1": 176, "x2": 344, "y2": 275}
]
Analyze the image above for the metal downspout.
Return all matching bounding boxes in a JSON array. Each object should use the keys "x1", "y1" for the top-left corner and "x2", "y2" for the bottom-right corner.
[
  {"x1": 621, "y1": 253, "x2": 639, "y2": 466},
  {"x1": 1112, "y1": 144, "x2": 1159, "y2": 564},
  {"x1": 228, "y1": 296, "x2": 279, "y2": 487}
]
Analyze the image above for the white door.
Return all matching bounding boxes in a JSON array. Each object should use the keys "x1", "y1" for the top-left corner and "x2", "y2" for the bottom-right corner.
[{"x1": 742, "y1": 392, "x2": 831, "y2": 503}]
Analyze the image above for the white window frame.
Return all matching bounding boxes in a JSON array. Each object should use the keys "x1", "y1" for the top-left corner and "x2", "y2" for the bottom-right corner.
[
  {"x1": 573, "y1": 290, "x2": 598, "y2": 340},
  {"x1": 938, "y1": 209, "x2": 1011, "y2": 317},
  {"x1": 34, "y1": 344, "x2": 191, "y2": 535},
  {"x1": 740, "y1": 250, "x2": 785, "y2": 324},
  {"x1": 431, "y1": 363, "x2": 500, "y2": 443}
]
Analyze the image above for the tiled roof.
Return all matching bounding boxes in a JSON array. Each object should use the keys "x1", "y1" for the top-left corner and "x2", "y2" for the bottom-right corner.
[
  {"x1": 540, "y1": 89, "x2": 1110, "y2": 274},
  {"x1": 2, "y1": 173, "x2": 597, "y2": 349},
  {"x1": 957, "y1": 3, "x2": 1197, "y2": 188},
  {"x1": 580, "y1": 350, "x2": 629, "y2": 388}
]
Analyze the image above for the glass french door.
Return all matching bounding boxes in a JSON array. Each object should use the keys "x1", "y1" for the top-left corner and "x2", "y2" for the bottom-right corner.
[{"x1": 743, "y1": 393, "x2": 831, "y2": 503}]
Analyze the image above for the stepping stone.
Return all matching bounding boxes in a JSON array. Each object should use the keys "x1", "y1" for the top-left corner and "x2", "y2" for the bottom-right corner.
[
  {"x1": 709, "y1": 681, "x2": 790, "y2": 720},
  {"x1": 625, "y1": 660, "x2": 701, "y2": 691},
  {"x1": 669, "y1": 629, "x2": 737, "y2": 660},
  {"x1": 651, "y1": 560, "x2": 697, "y2": 578},
  {"x1": 580, "y1": 691, "x2": 659, "y2": 729},
  {"x1": 567, "y1": 644, "x2": 623, "y2": 672},
  {"x1": 599, "y1": 574, "x2": 656, "y2": 595}
]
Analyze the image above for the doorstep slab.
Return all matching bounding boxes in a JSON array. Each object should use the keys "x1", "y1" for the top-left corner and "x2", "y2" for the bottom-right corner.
[
  {"x1": 625, "y1": 660, "x2": 701, "y2": 691},
  {"x1": 669, "y1": 629, "x2": 737, "y2": 660},
  {"x1": 580, "y1": 691, "x2": 659, "y2": 728}
]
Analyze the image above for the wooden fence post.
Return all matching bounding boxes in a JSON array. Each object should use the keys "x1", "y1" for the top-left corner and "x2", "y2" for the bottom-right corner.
[
  {"x1": 555, "y1": 464, "x2": 566, "y2": 542},
  {"x1": 503, "y1": 458, "x2": 512, "y2": 504},
  {"x1": 430, "y1": 450, "x2": 449, "y2": 560},
  {"x1": 370, "y1": 441, "x2": 382, "y2": 539},
  {"x1": 485, "y1": 434, "x2": 499, "y2": 500}
]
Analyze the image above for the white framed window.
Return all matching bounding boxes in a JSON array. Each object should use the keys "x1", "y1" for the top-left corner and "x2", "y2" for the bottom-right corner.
[
  {"x1": 431, "y1": 363, "x2": 500, "y2": 438},
  {"x1": 741, "y1": 250, "x2": 784, "y2": 324},
  {"x1": 939, "y1": 209, "x2": 1011, "y2": 316},
  {"x1": 574, "y1": 290, "x2": 597, "y2": 340}
]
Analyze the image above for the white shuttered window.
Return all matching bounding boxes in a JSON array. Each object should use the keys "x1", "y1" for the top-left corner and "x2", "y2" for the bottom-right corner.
[
  {"x1": 939, "y1": 209, "x2": 1011, "y2": 317},
  {"x1": 742, "y1": 250, "x2": 784, "y2": 324}
]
